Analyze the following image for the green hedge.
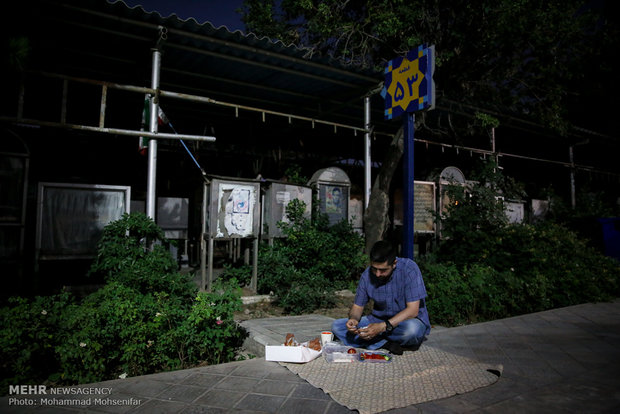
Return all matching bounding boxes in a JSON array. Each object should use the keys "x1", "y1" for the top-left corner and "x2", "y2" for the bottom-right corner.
[
  {"x1": 221, "y1": 199, "x2": 367, "y2": 314},
  {"x1": 1, "y1": 213, "x2": 247, "y2": 395},
  {"x1": 422, "y1": 221, "x2": 620, "y2": 327}
]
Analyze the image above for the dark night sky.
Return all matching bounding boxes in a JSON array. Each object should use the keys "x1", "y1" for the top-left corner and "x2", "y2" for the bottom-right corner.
[{"x1": 120, "y1": 0, "x2": 246, "y2": 31}]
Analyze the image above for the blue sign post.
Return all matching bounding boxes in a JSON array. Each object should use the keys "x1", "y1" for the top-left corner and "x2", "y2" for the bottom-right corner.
[{"x1": 381, "y1": 44, "x2": 435, "y2": 259}]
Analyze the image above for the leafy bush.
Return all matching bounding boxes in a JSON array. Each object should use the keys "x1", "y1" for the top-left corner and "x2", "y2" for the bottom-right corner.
[
  {"x1": 0, "y1": 292, "x2": 73, "y2": 392},
  {"x1": 220, "y1": 199, "x2": 366, "y2": 314},
  {"x1": 419, "y1": 261, "x2": 470, "y2": 326},
  {"x1": 426, "y1": 160, "x2": 620, "y2": 326},
  {"x1": 89, "y1": 212, "x2": 196, "y2": 299},
  {"x1": 420, "y1": 261, "x2": 509, "y2": 326},
  {"x1": 1, "y1": 213, "x2": 247, "y2": 394},
  {"x1": 276, "y1": 199, "x2": 367, "y2": 289},
  {"x1": 171, "y1": 280, "x2": 247, "y2": 365}
]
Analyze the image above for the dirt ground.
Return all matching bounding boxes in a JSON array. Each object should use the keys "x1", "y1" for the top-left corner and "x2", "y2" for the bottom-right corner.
[{"x1": 234, "y1": 290, "x2": 355, "y2": 321}]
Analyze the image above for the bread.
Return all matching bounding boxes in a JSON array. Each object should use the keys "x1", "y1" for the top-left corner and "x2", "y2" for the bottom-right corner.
[
  {"x1": 283, "y1": 333, "x2": 321, "y2": 351},
  {"x1": 284, "y1": 333, "x2": 296, "y2": 346},
  {"x1": 307, "y1": 337, "x2": 321, "y2": 351}
]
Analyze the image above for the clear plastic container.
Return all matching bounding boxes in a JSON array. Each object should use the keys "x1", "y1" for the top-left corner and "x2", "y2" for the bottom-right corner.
[
  {"x1": 359, "y1": 350, "x2": 392, "y2": 363},
  {"x1": 323, "y1": 343, "x2": 360, "y2": 363}
]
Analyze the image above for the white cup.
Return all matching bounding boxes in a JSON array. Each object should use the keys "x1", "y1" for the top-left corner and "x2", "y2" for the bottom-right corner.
[{"x1": 321, "y1": 331, "x2": 334, "y2": 346}]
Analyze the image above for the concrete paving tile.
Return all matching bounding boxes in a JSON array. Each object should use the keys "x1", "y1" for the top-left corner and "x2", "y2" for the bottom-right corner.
[
  {"x1": 179, "y1": 405, "x2": 227, "y2": 414},
  {"x1": 75, "y1": 401, "x2": 133, "y2": 413},
  {"x1": 228, "y1": 359, "x2": 281, "y2": 379},
  {"x1": 211, "y1": 376, "x2": 262, "y2": 392},
  {"x1": 130, "y1": 398, "x2": 189, "y2": 413},
  {"x1": 500, "y1": 322, "x2": 532, "y2": 336},
  {"x1": 108, "y1": 379, "x2": 172, "y2": 398},
  {"x1": 180, "y1": 373, "x2": 226, "y2": 389},
  {"x1": 154, "y1": 384, "x2": 208, "y2": 403},
  {"x1": 584, "y1": 338, "x2": 620, "y2": 356},
  {"x1": 195, "y1": 363, "x2": 240, "y2": 376},
  {"x1": 252, "y1": 379, "x2": 298, "y2": 396},
  {"x1": 455, "y1": 376, "x2": 534, "y2": 407},
  {"x1": 3, "y1": 407, "x2": 79, "y2": 414},
  {"x1": 481, "y1": 394, "x2": 566, "y2": 414},
  {"x1": 380, "y1": 406, "x2": 422, "y2": 414},
  {"x1": 471, "y1": 345, "x2": 506, "y2": 358},
  {"x1": 277, "y1": 398, "x2": 331, "y2": 414},
  {"x1": 193, "y1": 389, "x2": 246, "y2": 409},
  {"x1": 490, "y1": 335, "x2": 531, "y2": 349},
  {"x1": 521, "y1": 381, "x2": 620, "y2": 413},
  {"x1": 532, "y1": 354, "x2": 587, "y2": 377},
  {"x1": 141, "y1": 370, "x2": 196, "y2": 384},
  {"x1": 498, "y1": 347, "x2": 537, "y2": 360},
  {"x1": 500, "y1": 371, "x2": 561, "y2": 389},
  {"x1": 290, "y1": 383, "x2": 332, "y2": 400},
  {"x1": 264, "y1": 367, "x2": 305, "y2": 382},
  {"x1": 526, "y1": 341, "x2": 564, "y2": 353},
  {"x1": 436, "y1": 345, "x2": 478, "y2": 360},
  {"x1": 324, "y1": 401, "x2": 356, "y2": 413},
  {"x1": 582, "y1": 366, "x2": 620, "y2": 388},
  {"x1": 417, "y1": 393, "x2": 482, "y2": 413},
  {"x1": 250, "y1": 333, "x2": 277, "y2": 347},
  {"x1": 504, "y1": 357, "x2": 563, "y2": 381},
  {"x1": 562, "y1": 348, "x2": 614, "y2": 367},
  {"x1": 234, "y1": 393, "x2": 286, "y2": 413}
]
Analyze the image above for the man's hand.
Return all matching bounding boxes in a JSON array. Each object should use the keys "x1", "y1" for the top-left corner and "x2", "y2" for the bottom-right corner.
[
  {"x1": 356, "y1": 322, "x2": 385, "y2": 341},
  {"x1": 346, "y1": 318, "x2": 359, "y2": 333},
  {"x1": 346, "y1": 304, "x2": 364, "y2": 334}
]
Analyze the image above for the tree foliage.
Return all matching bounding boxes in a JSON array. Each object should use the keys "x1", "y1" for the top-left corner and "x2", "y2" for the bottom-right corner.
[
  {"x1": 241, "y1": 0, "x2": 616, "y2": 134},
  {"x1": 241, "y1": 0, "x2": 618, "y2": 245}
]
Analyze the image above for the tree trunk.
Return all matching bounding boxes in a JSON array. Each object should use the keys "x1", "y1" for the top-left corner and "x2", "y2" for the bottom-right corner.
[{"x1": 363, "y1": 126, "x2": 404, "y2": 253}]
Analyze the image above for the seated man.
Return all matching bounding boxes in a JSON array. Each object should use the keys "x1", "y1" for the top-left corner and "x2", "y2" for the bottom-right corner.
[{"x1": 331, "y1": 240, "x2": 431, "y2": 355}]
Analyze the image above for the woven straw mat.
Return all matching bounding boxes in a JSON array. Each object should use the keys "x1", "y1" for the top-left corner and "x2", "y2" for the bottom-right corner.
[{"x1": 282, "y1": 345, "x2": 502, "y2": 414}]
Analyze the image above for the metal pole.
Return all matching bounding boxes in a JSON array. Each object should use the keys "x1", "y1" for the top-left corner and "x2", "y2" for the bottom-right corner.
[
  {"x1": 146, "y1": 48, "x2": 161, "y2": 220},
  {"x1": 403, "y1": 113, "x2": 415, "y2": 259},
  {"x1": 569, "y1": 145, "x2": 576, "y2": 209},
  {"x1": 251, "y1": 238, "x2": 258, "y2": 293},
  {"x1": 491, "y1": 127, "x2": 498, "y2": 171},
  {"x1": 208, "y1": 237, "x2": 214, "y2": 292},
  {"x1": 200, "y1": 181, "x2": 207, "y2": 291},
  {"x1": 364, "y1": 96, "x2": 372, "y2": 209}
]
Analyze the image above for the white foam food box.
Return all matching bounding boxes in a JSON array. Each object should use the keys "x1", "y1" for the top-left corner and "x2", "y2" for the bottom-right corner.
[{"x1": 265, "y1": 342, "x2": 322, "y2": 363}]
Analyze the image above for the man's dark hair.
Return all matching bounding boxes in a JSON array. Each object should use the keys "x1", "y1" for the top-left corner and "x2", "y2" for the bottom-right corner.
[{"x1": 369, "y1": 240, "x2": 396, "y2": 264}]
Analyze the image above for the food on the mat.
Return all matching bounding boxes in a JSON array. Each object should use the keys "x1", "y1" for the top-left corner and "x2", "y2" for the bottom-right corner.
[
  {"x1": 283, "y1": 333, "x2": 322, "y2": 351},
  {"x1": 308, "y1": 338, "x2": 322, "y2": 351},
  {"x1": 324, "y1": 344, "x2": 360, "y2": 362},
  {"x1": 360, "y1": 352, "x2": 392, "y2": 361},
  {"x1": 284, "y1": 333, "x2": 297, "y2": 346}
]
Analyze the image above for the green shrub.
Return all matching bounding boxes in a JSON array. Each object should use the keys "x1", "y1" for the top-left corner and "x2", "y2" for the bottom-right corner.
[
  {"x1": 420, "y1": 261, "x2": 471, "y2": 326},
  {"x1": 278, "y1": 199, "x2": 366, "y2": 287},
  {"x1": 0, "y1": 292, "x2": 73, "y2": 393},
  {"x1": 167, "y1": 279, "x2": 247, "y2": 366},
  {"x1": 56, "y1": 282, "x2": 165, "y2": 383},
  {"x1": 1, "y1": 213, "x2": 248, "y2": 393},
  {"x1": 254, "y1": 199, "x2": 366, "y2": 313},
  {"x1": 89, "y1": 212, "x2": 196, "y2": 299},
  {"x1": 428, "y1": 160, "x2": 620, "y2": 326},
  {"x1": 219, "y1": 262, "x2": 253, "y2": 288}
]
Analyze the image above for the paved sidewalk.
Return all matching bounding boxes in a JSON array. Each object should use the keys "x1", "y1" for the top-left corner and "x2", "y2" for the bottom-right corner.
[{"x1": 3, "y1": 300, "x2": 620, "y2": 413}]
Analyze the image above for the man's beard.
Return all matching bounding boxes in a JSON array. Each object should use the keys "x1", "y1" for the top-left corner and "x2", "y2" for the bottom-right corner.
[{"x1": 370, "y1": 271, "x2": 392, "y2": 286}]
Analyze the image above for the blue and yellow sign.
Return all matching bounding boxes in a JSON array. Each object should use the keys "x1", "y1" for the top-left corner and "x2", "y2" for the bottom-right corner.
[{"x1": 381, "y1": 44, "x2": 435, "y2": 120}]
